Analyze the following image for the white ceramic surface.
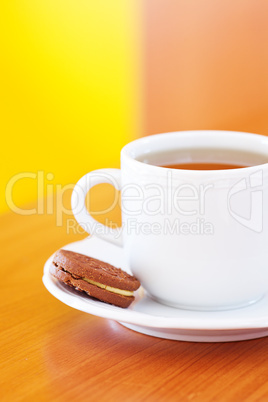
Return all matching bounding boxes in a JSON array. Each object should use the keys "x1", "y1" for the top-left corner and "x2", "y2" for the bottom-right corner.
[
  {"x1": 43, "y1": 237, "x2": 268, "y2": 342},
  {"x1": 71, "y1": 131, "x2": 268, "y2": 310}
]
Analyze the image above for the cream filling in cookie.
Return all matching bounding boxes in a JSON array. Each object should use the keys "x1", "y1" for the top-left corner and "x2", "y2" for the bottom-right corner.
[{"x1": 83, "y1": 278, "x2": 134, "y2": 297}]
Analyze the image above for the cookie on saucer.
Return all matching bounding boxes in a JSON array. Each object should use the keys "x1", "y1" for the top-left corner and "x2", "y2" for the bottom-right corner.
[{"x1": 50, "y1": 249, "x2": 140, "y2": 308}]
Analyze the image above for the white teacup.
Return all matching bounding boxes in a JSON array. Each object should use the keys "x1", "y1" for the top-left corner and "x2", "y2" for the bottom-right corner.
[{"x1": 71, "y1": 131, "x2": 268, "y2": 310}]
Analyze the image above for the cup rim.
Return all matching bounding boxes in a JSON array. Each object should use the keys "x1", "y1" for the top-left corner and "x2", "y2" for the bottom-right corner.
[{"x1": 121, "y1": 130, "x2": 268, "y2": 174}]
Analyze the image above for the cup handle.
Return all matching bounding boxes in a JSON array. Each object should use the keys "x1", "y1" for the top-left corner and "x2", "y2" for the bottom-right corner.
[{"x1": 71, "y1": 168, "x2": 123, "y2": 247}]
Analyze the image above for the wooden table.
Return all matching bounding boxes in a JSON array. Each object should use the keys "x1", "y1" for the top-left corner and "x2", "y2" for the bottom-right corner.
[{"x1": 2, "y1": 188, "x2": 268, "y2": 402}]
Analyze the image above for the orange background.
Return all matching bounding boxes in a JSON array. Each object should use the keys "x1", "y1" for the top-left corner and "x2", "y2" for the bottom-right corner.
[
  {"x1": 1, "y1": 1, "x2": 268, "y2": 213},
  {"x1": 143, "y1": 0, "x2": 268, "y2": 136}
]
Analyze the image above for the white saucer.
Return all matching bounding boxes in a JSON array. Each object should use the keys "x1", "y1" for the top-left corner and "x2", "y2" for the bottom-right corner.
[{"x1": 43, "y1": 236, "x2": 268, "y2": 342}]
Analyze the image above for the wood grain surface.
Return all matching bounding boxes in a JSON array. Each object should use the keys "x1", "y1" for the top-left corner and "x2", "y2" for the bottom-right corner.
[{"x1": 1, "y1": 188, "x2": 268, "y2": 402}]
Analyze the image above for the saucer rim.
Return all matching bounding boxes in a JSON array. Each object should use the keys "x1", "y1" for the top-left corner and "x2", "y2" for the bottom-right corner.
[{"x1": 42, "y1": 237, "x2": 268, "y2": 332}]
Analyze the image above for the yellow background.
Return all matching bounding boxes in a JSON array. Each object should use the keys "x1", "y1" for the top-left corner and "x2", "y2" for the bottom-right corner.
[
  {"x1": 1, "y1": 1, "x2": 141, "y2": 213},
  {"x1": 2, "y1": 1, "x2": 268, "y2": 216}
]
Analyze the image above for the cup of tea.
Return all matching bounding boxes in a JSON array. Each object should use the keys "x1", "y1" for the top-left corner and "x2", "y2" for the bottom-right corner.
[{"x1": 71, "y1": 130, "x2": 268, "y2": 310}]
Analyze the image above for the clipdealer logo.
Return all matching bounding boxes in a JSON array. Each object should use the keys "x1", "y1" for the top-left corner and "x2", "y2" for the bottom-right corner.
[{"x1": 228, "y1": 170, "x2": 263, "y2": 233}]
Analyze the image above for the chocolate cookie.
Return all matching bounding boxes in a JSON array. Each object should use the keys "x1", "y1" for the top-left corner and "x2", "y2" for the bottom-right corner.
[{"x1": 50, "y1": 249, "x2": 140, "y2": 308}]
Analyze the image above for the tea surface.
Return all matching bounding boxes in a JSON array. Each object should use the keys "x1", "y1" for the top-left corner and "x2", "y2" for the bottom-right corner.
[
  {"x1": 160, "y1": 162, "x2": 246, "y2": 170},
  {"x1": 137, "y1": 148, "x2": 268, "y2": 170}
]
